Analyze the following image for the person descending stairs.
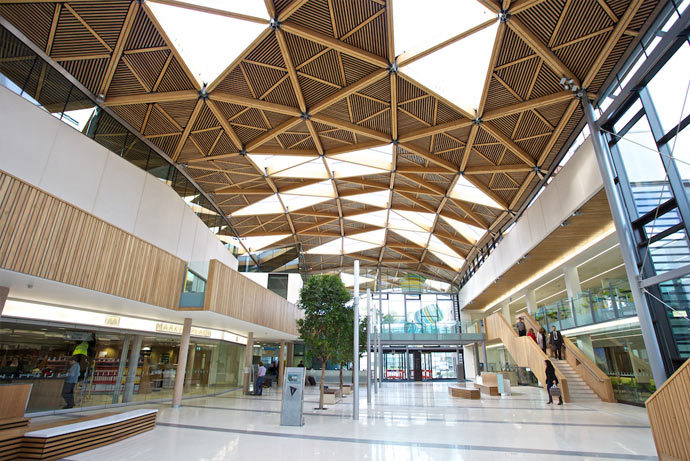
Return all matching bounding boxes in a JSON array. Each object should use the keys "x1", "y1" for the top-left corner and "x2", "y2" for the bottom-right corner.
[{"x1": 550, "y1": 358, "x2": 600, "y2": 401}]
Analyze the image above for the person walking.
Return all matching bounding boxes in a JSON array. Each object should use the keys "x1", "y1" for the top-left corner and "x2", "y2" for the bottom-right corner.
[
  {"x1": 62, "y1": 356, "x2": 81, "y2": 409},
  {"x1": 254, "y1": 362, "x2": 267, "y2": 396},
  {"x1": 549, "y1": 326, "x2": 563, "y2": 360},
  {"x1": 544, "y1": 360, "x2": 563, "y2": 405},
  {"x1": 537, "y1": 327, "x2": 548, "y2": 354},
  {"x1": 527, "y1": 328, "x2": 537, "y2": 343},
  {"x1": 516, "y1": 317, "x2": 527, "y2": 337}
]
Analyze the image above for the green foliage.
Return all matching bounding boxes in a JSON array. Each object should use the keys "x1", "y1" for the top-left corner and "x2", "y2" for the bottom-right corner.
[{"x1": 296, "y1": 274, "x2": 351, "y2": 365}]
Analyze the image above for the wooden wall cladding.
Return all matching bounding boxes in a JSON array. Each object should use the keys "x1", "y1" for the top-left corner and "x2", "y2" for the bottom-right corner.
[
  {"x1": 0, "y1": 170, "x2": 185, "y2": 309},
  {"x1": 203, "y1": 259, "x2": 301, "y2": 335},
  {"x1": 646, "y1": 359, "x2": 690, "y2": 461}
]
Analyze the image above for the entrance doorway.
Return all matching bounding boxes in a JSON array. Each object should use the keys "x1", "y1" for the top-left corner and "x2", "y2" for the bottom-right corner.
[{"x1": 382, "y1": 349, "x2": 461, "y2": 381}]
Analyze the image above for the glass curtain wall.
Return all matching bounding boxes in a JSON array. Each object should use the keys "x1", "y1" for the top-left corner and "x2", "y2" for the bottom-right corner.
[
  {"x1": 0, "y1": 321, "x2": 244, "y2": 413},
  {"x1": 595, "y1": 2, "x2": 690, "y2": 374},
  {"x1": 372, "y1": 292, "x2": 459, "y2": 340}
]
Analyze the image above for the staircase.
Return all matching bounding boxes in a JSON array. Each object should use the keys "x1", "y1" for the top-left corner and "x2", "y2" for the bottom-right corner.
[
  {"x1": 523, "y1": 312, "x2": 616, "y2": 402},
  {"x1": 552, "y1": 359, "x2": 600, "y2": 401}
]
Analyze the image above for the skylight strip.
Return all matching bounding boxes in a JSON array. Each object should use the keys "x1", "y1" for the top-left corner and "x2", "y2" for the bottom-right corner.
[
  {"x1": 397, "y1": 17, "x2": 497, "y2": 68},
  {"x1": 148, "y1": 0, "x2": 269, "y2": 24}
]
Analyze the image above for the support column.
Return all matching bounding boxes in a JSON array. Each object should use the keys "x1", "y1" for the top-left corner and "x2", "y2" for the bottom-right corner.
[
  {"x1": 366, "y1": 288, "x2": 372, "y2": 404},
  {"x1": 526, "y1": 290, "x2": 538, "y2": 316},
  {"x1": 0, "y1": 286, "x2": 8, "y2": 317},
  {"x1": 172, "y1": 318, "x2": 192, "y2": 407},
  {"x1": 243, "y1": 332, "x2": 254, "y2": 393},
  {"x1": 583, "y1": 98, "x2": 668, "y2": 385},
  {"x1": 112, "y1": 335, "x2": 131, "y2": 404},
  {"x1": 353, "y1": 259, "x2": 360, "y2": 421},
  {"x1": 287, "y1": 342, "x2": 294, "y2": 368},
  {"x1": 563, "y1": 265, "x2": 582, "y2": 298},
  {"x1": 481, "y1": 340, "x2": 488, "y2": 373},
  {"x1": 184, "y1": 341, "x2": 196, "y2": 392},
  {"x1": 122, "y1": 335, "x2": 142, "y2": 403},
  {"x1": 278, "y1": 340, "x2": 285, "y2": 387},
  {"x1": 575, "y1": 334, "x2": 596, "y2": 363}
]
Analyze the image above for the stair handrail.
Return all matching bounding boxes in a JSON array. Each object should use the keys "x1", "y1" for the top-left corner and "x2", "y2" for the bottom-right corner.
[{"x1": 523, "y1": 312, "x2": 615, "y2": 402}]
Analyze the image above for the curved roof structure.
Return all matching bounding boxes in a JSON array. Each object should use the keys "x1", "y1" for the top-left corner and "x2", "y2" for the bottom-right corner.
[{"x1": 0, "y1": 0, "x2": 660, "y2": 283}]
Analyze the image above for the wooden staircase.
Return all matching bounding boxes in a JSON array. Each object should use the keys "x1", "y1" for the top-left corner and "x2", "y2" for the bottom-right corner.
[
  {"x1": 552, "y1": 359, "x2": 600, "y2": 401},
  {"x1": 484, "y1": 312, "x2": 571, "y2": 402},
  {"x1": 523, "y1": 312, "x2": 616, "y2": 403}
]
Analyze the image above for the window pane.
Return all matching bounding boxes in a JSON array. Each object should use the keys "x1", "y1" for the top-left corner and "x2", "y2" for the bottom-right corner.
[
  {"x1": 647, "y1": 42, "x2": 690, "y2": 133},
  {"x1": 616, "y1": 115, "x2": 671, "y2": 217}
]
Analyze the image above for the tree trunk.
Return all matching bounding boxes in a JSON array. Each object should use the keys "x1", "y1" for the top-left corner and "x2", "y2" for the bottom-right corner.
[{"x1": 319, "y1": 362, "x2": 326, "y2": 409}]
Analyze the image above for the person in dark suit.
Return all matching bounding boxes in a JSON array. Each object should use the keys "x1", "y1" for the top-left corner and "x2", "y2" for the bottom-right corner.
[
  {"x1": 549, "y1": 326, "x2": 563, "y2": 360},
  {"x1": 545, "y1": 360, "x2": 562, "y2": 405}
]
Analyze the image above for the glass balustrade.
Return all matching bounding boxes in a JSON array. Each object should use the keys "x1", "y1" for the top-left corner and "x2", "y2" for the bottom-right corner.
[{"x1": 535, "y1": 281, "x2": 638, "y2": 331}]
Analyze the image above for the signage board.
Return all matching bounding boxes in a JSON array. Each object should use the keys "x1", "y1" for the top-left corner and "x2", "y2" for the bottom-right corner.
[{"x1": 280, "y1": 367, "x2": 305, "y2": 426}]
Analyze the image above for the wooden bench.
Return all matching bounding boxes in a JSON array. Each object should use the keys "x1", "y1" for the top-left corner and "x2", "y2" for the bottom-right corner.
[
  {"x1": 323, "y1": 388, "x2": 342, "y2": 404},
  {"x1": 0, "y1": 383, "x2": 32, "y2": 432},
  {"x1": 448, "y1": 384, "x2": 480, "y2": 399},
  {"x1": 0, "y1": 409, "x2": 157, "y2": 460},
  {"x1": 0, "y1": 412, "x2": 114, "y2": 461},
  {"x1": 476, "y1": 372, "x2": 500, "y2": 396}
]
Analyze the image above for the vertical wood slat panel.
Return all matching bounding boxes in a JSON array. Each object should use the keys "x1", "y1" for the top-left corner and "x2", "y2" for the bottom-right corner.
[
  {"x1": 0, "y1": 170, "x2": 185, "y2": 310},
  {"x1": 202, "y1": 259, "x2": 302, "y2": 335},
  {"x1": 646, "y1": 358, "x2": 690, "y2": 461}
]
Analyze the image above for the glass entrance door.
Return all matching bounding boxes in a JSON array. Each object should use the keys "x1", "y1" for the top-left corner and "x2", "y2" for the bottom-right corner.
[{"x1": 383, "y1": 351, "x2": 407, "y2": 380}]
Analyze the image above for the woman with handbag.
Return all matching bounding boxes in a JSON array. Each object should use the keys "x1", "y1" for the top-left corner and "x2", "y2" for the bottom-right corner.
[{"x1": 545, "y1": 360, "x2": 563, "y2": 405}]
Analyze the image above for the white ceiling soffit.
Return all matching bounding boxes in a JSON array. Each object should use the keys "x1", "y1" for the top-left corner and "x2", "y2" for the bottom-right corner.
[
  {"x1": 450, "y1": 175, "x2": 503, "y2": 209},
  {"x1": 148, "y1": 1, "x2": 267, "y2": 86}
]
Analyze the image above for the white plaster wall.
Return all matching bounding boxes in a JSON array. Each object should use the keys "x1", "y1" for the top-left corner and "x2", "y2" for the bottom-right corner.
[
  {"x1": 241, "y1": 273, "x2": 269, "y2": 287},
  {"x1": 458, "y1": 137, "x2": 603, "y2": 310},
  {"x1": 240, "y1": 272, "x2": 303, "y2": 304},
  {"x1": 287, "y1": 273, "x2": 303, "y2": 305},
  {"x1": 0, "y1": 86, "x2": 238, "y2": 270}
]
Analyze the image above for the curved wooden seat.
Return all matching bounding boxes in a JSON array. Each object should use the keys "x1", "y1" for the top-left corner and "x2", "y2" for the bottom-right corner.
[{"x1": 448, "y1": 385, "x2": 480, "y2": 399}]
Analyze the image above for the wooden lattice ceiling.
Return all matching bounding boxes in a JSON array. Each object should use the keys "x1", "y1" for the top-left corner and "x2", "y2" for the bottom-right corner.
[{"x1": 0, "y1": 0, "x2": 660, "y2": 284}]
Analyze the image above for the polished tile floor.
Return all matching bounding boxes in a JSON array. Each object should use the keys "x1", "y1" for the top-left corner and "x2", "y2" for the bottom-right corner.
[{"x1": 37, "y1": 382, "x2": 656, "y2": 460}]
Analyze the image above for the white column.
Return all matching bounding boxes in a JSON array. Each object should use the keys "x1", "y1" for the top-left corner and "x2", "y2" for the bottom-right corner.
[
  {"x1": 353, "y1": 260, "x2": 360, "y2": 420},
  {"x1": 243, "y1": 332, "x2": 254, "y2": 393},
  {"x1": 122, "y1": 335, "x2": 143, "y2": 403},
  {"x1": 526, "y1": 289, "x2": 538, "y2": 316},
  {"x1": 563, "y1": 265, "x2": 582, "y2": 299},
  {"x1": 172, "y1": 318, "x2": 192, "y2": 408},
  {"x1": 111, "y1": 335, "x2": 131, "y2": 404},
  {"x1": 366, "y1": 288, "x2": 372, "y2": 404}
]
